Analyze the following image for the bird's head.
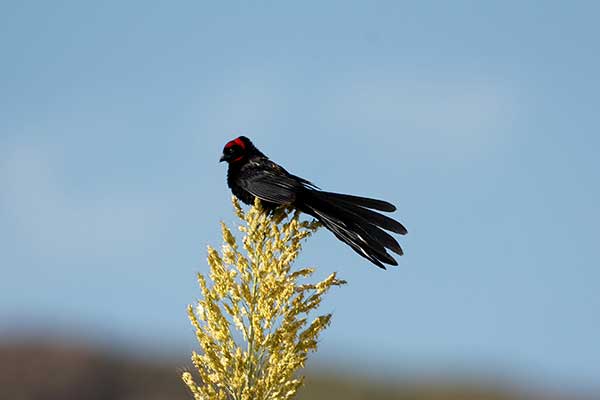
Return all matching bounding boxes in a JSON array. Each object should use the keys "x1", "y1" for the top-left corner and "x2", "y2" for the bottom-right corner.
[{"x1": 219, "y1": 136, "x2": 259, "y2": 163}]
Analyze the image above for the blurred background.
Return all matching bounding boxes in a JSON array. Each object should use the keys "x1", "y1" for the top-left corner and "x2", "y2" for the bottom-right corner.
[{"x1": 1, "y1": 1, "x2": 599, "y2": 399}]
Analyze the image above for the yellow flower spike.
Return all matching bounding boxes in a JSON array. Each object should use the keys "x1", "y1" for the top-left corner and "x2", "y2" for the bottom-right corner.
[
  {"x1": 183, "y1": 197, "x2": 346, "y2": 400},
  {"x1": 221, "y1": 222, "x2": 237, "y2": 249},
  {"x1": 232, "y1": 196, "x2": 245, "y2": 219}
]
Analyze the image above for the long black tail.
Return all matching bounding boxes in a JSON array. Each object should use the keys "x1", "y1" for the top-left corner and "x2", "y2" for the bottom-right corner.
[{"x1": 299, "y1": 190, "x2": 407, "y2": 269}]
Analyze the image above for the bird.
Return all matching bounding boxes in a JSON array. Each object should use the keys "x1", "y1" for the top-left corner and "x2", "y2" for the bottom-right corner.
[{"x1": 219, "y1": 136, "x2": 407, "y2": 269}]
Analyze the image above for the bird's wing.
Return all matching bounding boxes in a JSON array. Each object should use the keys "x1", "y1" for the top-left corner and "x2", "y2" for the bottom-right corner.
[{"x1": 238, "y1": 161, "x2": 304, "y2": 205}]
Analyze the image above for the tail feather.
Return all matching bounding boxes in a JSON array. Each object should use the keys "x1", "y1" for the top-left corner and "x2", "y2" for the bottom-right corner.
[
  {"x1": 319, "y1": 195, "x2": 404, "y2": 257},
  {"x1": 332, "y1": 197, "x2": 407, "y2": 235},
  {"x1": 318, "y1": 191, "x2": 396, "y2": 212},
  {"x1": 300, "y1": 190, "x2": 405, "y2": 269},
  {"x1": 359, "y1": 220, "x2": 404, "y2": 256},
  {"x1": 310, "y1": 208, "x2": 395, "y2": 269}
]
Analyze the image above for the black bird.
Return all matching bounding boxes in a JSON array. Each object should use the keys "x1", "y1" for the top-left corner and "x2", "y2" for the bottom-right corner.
[{"x1": 219, "y1": 136, "x2": 407, "y2": 269}]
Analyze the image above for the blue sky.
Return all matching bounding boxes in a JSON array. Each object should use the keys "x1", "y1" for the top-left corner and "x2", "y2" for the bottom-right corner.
[{"x1": 1, "y1": 0, "x2": 599, "y2": 390}]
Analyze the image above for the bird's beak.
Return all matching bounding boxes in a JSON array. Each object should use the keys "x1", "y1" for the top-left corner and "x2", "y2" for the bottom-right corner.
[{"x1": 219, "y1": 154, "x2": 227, "y2": 162}]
